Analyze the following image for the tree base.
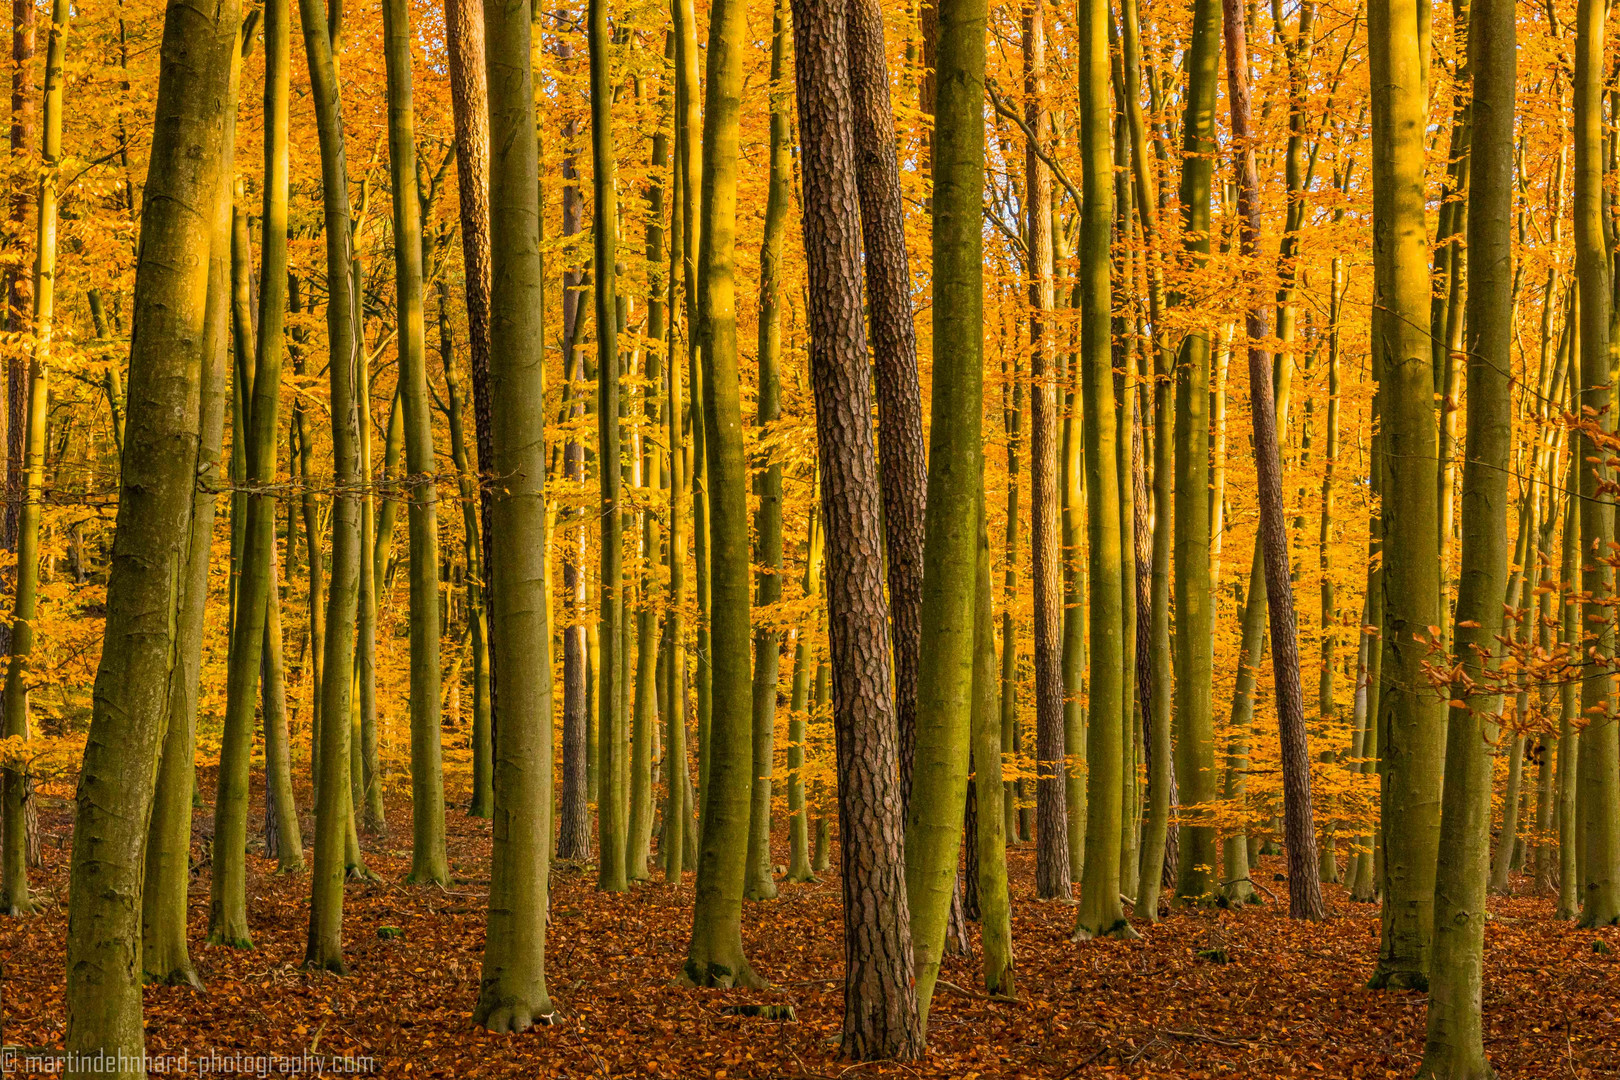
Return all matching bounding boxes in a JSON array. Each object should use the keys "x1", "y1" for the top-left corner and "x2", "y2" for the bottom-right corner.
[
  {"x1": 1415, "y1": 1048, "x2": 1496, "y2": 1080},
  {"x1": 0, "y1": 898, "x2": 41, "y2": 917},
  {"x1": 1072, "y1": 919, "x2": 1140, "y2": 942},
  {"x1": 1367, "y1": 966, "x2": 1428, "y2": 991},
  {"x1": 474, "y1": 998, "x2": 556, "y2": 1032},
  {"x1": 142, "y1": 965, "x2": 205, "y2": 991},
  {"x1": 346, "y1": 863, "x2": 382, "y2": 884},
  {"x1": 205, "y1": 929, "x2": 254, "y2": 950},
  {"x1": 681, "y1": 958, "x2": 766, "y2": 990},
  {"x1": 302, "y1": 955, "x2": 349, "y2": 977},
  {"x1": 405, "y1": 867, "x2": 453, "y2": 887}
]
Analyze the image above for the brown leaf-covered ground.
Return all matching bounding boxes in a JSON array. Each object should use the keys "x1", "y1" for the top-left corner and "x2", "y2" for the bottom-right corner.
[{"x1": 4, "y1": 776, "x2": 1618, "y2": 1078}]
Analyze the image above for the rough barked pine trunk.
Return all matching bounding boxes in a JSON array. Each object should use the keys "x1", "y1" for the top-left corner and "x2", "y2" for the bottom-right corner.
[
  {"x1": 1369, "y1": 0, "x2": 1446, "y2": 986},
  {"x1": 790, "y1": 0, "x2": 922, "y2": 1054},
  {"x1": 1223, "y1": 0, "x2": 1323, "y2": 921},
  {"x1": 904, "y1": 0, "x2": 984, "y2": 1022},
  {"x1": 1573, "y1": 0, "x2": 1620, "y2": 929},
  {"x1": 1071, "y1": 0, "x2": 1130, "y2": 942},
  {"x1": 139, "y1": 2, "x2": 238, "y2": 986},
  {"x1": 473, "y1": 0, "x2": 556, "y2": 1031},
  {"x1": 62, "y1": 0, "x2": 240, "y2": 1065},
  {"x1": 1170, "y1": 0, "x2": 1219, "y2": 906},
  {"x1": 847, "y1": 0, "x2": 926, "y2": 810},
  {"x1": 1418, "y1": 0, "x2": 1512, "y2": 1069},
  {"x1": 444, "y1": 0, "x2": 494, "y2": 818},
  {"x1": 744, "y1": 0, "x2": 790, "y2": 901},
  {"x1": 301, "y1": 0, "x2": 365, "y2": 972},
  {"x1": 381, "y1": 0, "x2": 449, "y2": 885},
  {"x1": 685, "y1": 0, "x2": 761, "y2": 991},
  {"x1": 1023, "y1": 0, "x2": 1068, "y2": 901}
]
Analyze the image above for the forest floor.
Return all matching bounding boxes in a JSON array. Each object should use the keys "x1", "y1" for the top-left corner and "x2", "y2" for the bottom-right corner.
[{"x1": 2, "y1": 775, "x2": 1618, "y2": 1079}]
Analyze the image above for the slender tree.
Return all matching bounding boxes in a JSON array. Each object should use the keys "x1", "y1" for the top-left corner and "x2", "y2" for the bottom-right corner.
[
  {"x1": 1170, "y1": 0, "x2": 1220, "y2": 905},
  {"x1": 444, "y1": 0, "x2": 494, "y2": 818},
  {"x1": 1071, "y1": 0, "x2": 1129, "y2": 942},
  {"x1": 848, "y1": 0, "x2": 926, "y2": 806},
  {"x1": 301, "y1": 0, "x2": 366, "y2": 972},
  {"x1": 744, "y1": 0, "x2": 791, "y2": 901},
  {"x1": 381, "y1": 0, "x2": 450, "y2": 885},
  {"x1": 590, "y1": 0, "x2": 628, "y2": 894},
  {"x1": 0, "y1": 0, "x2": 66, "y2": 917},
  {"x1": 140, "y1": 3, "x2": 240, "y2": 985},
  {"x1": 1223, "y1": 0, "x2": 1323, "y2": 921}
]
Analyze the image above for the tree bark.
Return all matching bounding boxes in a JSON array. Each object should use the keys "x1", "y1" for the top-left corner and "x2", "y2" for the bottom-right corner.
[
  {"x1": 472, "y1": 0, "x2": 556, "y2": 1029},
  {"x1": 63, "y1": 0, "x2": 240, "y2": 1064},
  {"x1": 791, "y1": 0, "x2": 922, "y2": 1054}
]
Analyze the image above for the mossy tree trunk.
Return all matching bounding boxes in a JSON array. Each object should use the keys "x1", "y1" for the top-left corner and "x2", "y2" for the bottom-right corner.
[
  {"x1": 63, "y1": 0, "x2": 240, "y2": 1063},
  {"x1": 1071, "y1": 0, "x2": 1130, "y2": 942},
  {"x1": 1369, "y1": 0, "x2": 1447, "y2": 984},
  {"x1": 382, "y1": 0, "x2": 449, "y2": 886},
  {"x1": 744, "y1": 0, "x2": 790, "y2": 901},
  {"x1": 1418, "y1": 0, "x2": 1512, "y2": 1069}
]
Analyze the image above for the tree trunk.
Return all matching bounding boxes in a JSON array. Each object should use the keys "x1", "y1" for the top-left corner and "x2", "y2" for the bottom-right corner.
[
  {"x1": 0, "y1": 0, "x2": 66, "y2": 918},
  {"x1": 1418, "y1": 0, "x2": 1512, "y2": 1068},
  {"x1": 744, "y1": 0, "x2": 790, "y2": 901},
  {"x1": 472, "y1": 0, "x2": 555, "y2": 1029},
  {"x1": 443, "y1": 0, "x2": 493, "y2": 818},
  {"x1": 300, "y1": 0, "x2": 365, "y2": 972},
  {"x1": 263, "y1": 544, "x2": 303, "y2": 871},
  {"x1": 785, "y1": 514, "x2": 824, "y2": 883},
  {"x1": 685, "y1": 0, "x2": 761, "y2": 992},
  {"x1": 847, "y1": 0, "x2": 926, "y2": 809},
  {"x1": 379, "y1": 0, "x2": 449, "y2": 885},
  {"x1": 1023, "y1": 0, "x2": 1068, "y2": 901},
  {"x1": 589, "y1": 0, "x2": 627, "y2": 894},
  {"x1": 139, "y1": 7, "x2": 237, "y2": 986},
  {"x1": 973, "y1": 497, "x2": 1014, "y2": 994},
  {"x1": 1071, "y1": 0, "x2": 1130, "y2": 942},
  {"x1": 790, "y1": 0, "x2": 921, "y2": 1054},
  {"x1": 1170, "y1": 0, "x2": 1219, "y2": 906},
  {"x1": 1223, "y1": 0, "x2": 1323, "y2": 922},
  {"x1": 1368, "y1": 0, "x2": 1446, "y2": 986},
  {"x1": 63, "y1": 0, "x2": 240, "y2": 1063},
  {"x1": 905, "y1": 0, "x2": 984, "y2": 1022}
]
